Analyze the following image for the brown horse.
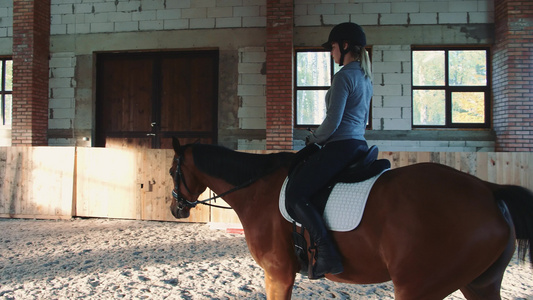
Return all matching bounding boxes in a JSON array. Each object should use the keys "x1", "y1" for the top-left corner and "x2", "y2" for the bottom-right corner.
[{"x1": 168, "y1": 138, "x2": 533, "y2": 300}]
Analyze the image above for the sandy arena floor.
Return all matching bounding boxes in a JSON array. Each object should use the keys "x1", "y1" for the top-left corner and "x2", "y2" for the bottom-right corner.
[{"x1": 0, "y1": 218, "x2": 531, "y2": 299}]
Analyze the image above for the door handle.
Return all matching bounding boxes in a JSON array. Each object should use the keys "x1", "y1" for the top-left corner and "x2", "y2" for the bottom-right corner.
[
  {"x1": 146, "y1": 133, "x2": 156, "y2": 136},
  {"x1": 151, "y1": 122, "x2": 157, "y2": 127}
]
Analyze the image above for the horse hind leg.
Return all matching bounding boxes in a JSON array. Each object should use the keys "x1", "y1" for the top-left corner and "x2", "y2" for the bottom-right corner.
[
  {"x1": 459, "y1": 241, "x2": 514, "y2": 300},
  {"x1": 460, "y1": 201, "x2": 516, "y2": 300}
]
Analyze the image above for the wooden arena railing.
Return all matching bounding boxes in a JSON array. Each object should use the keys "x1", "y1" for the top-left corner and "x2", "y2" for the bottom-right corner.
[{"x1": 1, "y1": 147, "x2": 531, "y2": 222}]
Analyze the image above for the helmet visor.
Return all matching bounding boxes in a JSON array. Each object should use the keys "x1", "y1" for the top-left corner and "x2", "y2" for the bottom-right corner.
[{"x1": 322, "y1": 41, "x2": 333, "y2": 51}]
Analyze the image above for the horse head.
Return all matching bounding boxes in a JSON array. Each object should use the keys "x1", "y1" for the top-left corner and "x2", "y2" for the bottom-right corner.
[{"x1": 169, "y1": 137, "x2": 207, "y2": 219}]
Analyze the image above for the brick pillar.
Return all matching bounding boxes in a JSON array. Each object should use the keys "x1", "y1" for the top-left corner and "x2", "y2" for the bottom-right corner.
[
  {"x1": 12, "y1": 0, "x2": 50, "y2": 146},
  {"x1": 492, "y1": 0, "x2": 533, "y2": 151},
  {"x1": 265, "y1": 0, "x2": 293, "y2": 150}
]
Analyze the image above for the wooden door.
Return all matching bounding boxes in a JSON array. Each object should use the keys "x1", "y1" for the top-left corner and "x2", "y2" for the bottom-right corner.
[
  {"x1": 159, "y1": 52, "x2": 218, "y2": 148},
  {"x1": 96, "y1": 50, "x2": 218, "y2": 149},
  {"x1": 92, "y1": 51, "x2": 218, "y2": 222}
]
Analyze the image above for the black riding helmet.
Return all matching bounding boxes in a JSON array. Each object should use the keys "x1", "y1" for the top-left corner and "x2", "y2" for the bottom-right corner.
[{"x1": 322, "y1": 22, "x2": 366, "y2": 66}]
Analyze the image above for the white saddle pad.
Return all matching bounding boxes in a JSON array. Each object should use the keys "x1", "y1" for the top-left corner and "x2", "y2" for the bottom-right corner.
[{"x1": 279, "y1": 170, "x2": 388, "y2": 232}]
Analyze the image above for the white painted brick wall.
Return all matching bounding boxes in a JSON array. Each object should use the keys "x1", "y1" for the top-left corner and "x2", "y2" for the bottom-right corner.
[
  {"x1": 421, "y1": 2, "x2": 448, "y2": 13},
  {"x1": 364, "y1": 3, "x2": 391, "y2": 14},
  {"x1": 381, "y1": 14, "x2": 409, "y2": 25},
  {"x1": 0, "y1": 0, "x2": 494, "y2": 38},
  {"x1": 449, "y1": 1, "x2": 478, "y2": 12},
  {"x1": 34, "y1": 0, "x2": 488, "y2": 33},
  {"x1": 392, "y1": 2, "x2": 419, "y2": 14},
  {"x1": 49, "y1": 0, "x2": 267, "y2": 35},
  {"x1": 208, "y1": 7, "x2": 232, "y2": 18},
  {"x1": 372, "y1": 45, "x2": 412, "y2": 131},
  {"x1": 294, "y1": 0, "x2": 494, "y2": 26},
  {"x1": 335, "y1": 3, "x2": 363, "y2": 14},
  {"x1": 0, "y1": 1, "x2": 496, "y2": 150},
  {"x1": 350, "y1": 14, "x2": 379, "y2": 26},
  {"x1": 49, "y1": 52, "x2": 77, "y2": 132},
  {"x1": 237, "y1": 47, "x2": 266, "y2": 134}
]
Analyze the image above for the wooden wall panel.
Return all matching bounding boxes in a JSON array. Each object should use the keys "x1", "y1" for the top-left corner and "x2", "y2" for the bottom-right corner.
[
  {"x1": 75, "y1": 148, "x2": 209, "y2": 222},
  {"x1": 1, "y1": 148, "x2": 532, "y2": 223},
  {"x1": 76, "y1": 147, "x2": 141, "y2": 219},
  {"x1": 138, "y1": 149, "x2": 210, "y2": 222},
  {"x1": 377, "y1": 151, "x2": 533, "y2": 190},
  {"x1": 210, "y1": 196, "x2": 241, "y2": 224},
  {"x1": 379, "y1": 152, "x2": 533, "y2": 190},
  {"x1": 0, "y1": 147, "x2": 75, "y2": 219}
]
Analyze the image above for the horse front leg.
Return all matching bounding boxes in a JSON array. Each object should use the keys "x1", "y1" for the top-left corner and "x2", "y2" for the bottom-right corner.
[
  {"x1": 252, "y1": 239, "x2": 298, "y2": 300},
  {"x1": 264, "y1": 270, "x2": 295, "y2": 300}
]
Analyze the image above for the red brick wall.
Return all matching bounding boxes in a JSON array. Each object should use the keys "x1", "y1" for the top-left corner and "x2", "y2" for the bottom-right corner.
[
  {"x1": 265, "y1": 0, "x2": 293, "y2": 150},
  {"x1": 11, "y1": 0, "x2": 50, "y2": 146},
  {"x1": 493, "y1": 0, "x2": 533, "y2": 151}
]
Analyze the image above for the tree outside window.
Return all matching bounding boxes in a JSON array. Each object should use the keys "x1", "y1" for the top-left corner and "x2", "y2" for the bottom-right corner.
[
  {"x1": 294, "y1": 49, "x2": 366, "y2": 128},
  {"x1": 412, "y1": 47, "x2": 490, "y2": 128},
  {"x1": 295, "y1": 50, "x2": 332, "y2": 126}
]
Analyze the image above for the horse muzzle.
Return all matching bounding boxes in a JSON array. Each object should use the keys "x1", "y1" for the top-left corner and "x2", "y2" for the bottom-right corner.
[
  {"x1": 170, "y1": 198, "x2": 190, "y2": 219},
  {"x1": 170, "y1": 188, "x2": 198, "y2": 219}
]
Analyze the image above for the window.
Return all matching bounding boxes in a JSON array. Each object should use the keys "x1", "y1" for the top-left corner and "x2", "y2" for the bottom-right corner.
[
  {"x1": 0, "y1": 58, "x2": 12, "y2": 127},
  {"x1": 294, "y1": 49, "x2": 345, "y2": 127},
  {"x1": 412, "y1": 47, "x2": 490, "y2": 128}
]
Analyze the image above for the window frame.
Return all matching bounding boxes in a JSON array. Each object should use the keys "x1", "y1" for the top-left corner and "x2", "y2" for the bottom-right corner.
[
  {"x1": 411, "y1": 46, "x2": 491, "y2": 129},
  {"x1": 0, "y1": 57, "x2": 12, "y2": 127},
  {"x1": 293, "y1": 47, "x2": 372, "y2": 129},
  {"x1": 294, "y1": 48, "x2": 336, "y2": 128}
]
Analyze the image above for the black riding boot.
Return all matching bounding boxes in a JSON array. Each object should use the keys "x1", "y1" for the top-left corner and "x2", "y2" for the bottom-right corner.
[{"x1": 292, "y1": 202, "x2": 344, "y2": 278}]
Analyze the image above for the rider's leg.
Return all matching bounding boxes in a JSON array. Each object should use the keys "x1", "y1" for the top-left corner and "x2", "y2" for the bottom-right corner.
[
  {"x1": 286, "y1": 139, "x2": 367, "y2": 278},
  {"x1": 291, "y1": 200, "x2": 344, "y2": 277}
]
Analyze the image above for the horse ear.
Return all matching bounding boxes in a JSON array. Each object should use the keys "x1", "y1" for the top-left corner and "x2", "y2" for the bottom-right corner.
[{"x1": 172, "y1": 137, "x2": 181, "y2": 154}]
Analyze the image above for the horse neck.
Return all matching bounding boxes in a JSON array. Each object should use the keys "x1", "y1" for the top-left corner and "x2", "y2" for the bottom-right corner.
[
  {"x1": 187, "y1": 145, "x2": 293, "y2": 221},
  {"x1": 199, "y1": 169, "x2": 288, "y2": 225}
]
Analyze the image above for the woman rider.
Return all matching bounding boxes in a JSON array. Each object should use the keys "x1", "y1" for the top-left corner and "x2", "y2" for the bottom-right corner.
[{"x1": 285, "y1": 22, "x2": 373, "y2": 279}]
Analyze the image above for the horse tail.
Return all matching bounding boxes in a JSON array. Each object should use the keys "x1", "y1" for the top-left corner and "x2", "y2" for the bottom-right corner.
[{"x1": 493, "y1": 184, "x2": 533, "y2": 267}]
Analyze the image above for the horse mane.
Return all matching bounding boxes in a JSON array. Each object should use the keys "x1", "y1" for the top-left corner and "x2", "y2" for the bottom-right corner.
[{"x1": 187, "y1": 144, "x2": 295, "y2": 186}]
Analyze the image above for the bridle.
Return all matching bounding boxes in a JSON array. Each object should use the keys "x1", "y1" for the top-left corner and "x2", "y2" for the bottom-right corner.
[
  {"x1": 170, "y1": 156, "x2": 259, "y2": 211},
  {"x1": 170, "y1": 156, "x2": 202, "y2": 210}
]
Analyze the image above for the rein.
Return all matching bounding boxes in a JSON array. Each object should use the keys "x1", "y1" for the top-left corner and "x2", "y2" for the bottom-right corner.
[{"x1": 171, "y1": 157, "x2": 259, "y2": 210}]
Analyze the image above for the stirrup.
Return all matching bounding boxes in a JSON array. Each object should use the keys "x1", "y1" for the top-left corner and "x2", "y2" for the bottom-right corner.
[
  {"x1": 307, "y1": 246, "x2": 325, "y2": 280},
  {"x1": 291, "y1": 222, "x2": 309, "y2": 276}
]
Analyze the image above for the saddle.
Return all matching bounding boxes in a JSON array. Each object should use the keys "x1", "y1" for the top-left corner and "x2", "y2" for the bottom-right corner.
[
  {"x1": 289, "y1": 144, "x2": 390, "y2": 209},
  {"x1": 290, "y1": 144, "x2": 388, "y2": 179},
  {"x1": 288, "y1": 144, "x2": 391, "y2": 278}
]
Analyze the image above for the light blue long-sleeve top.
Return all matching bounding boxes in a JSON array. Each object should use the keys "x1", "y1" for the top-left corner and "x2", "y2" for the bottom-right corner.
[{"x1": 307, "y1": 61, "x2": 373, "y2": 145}]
